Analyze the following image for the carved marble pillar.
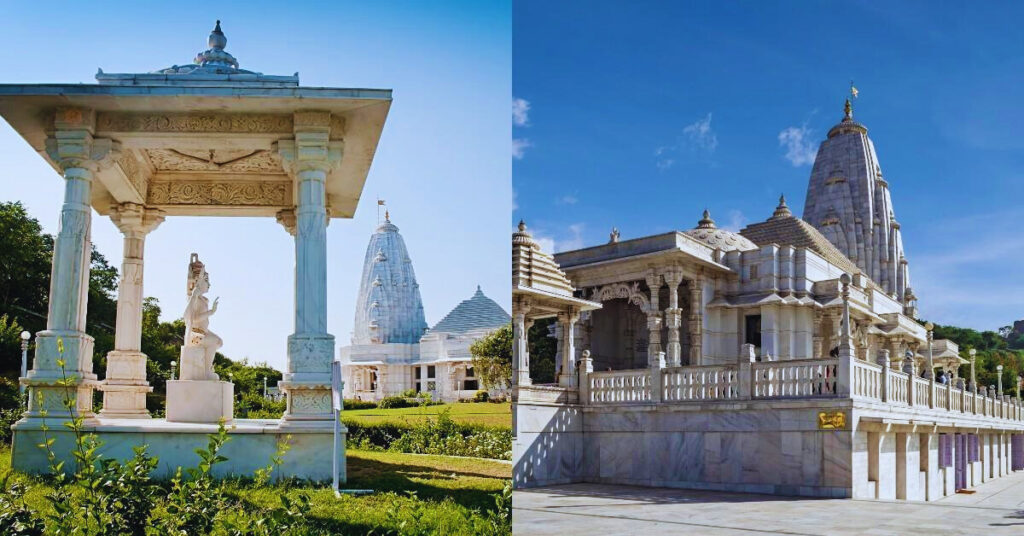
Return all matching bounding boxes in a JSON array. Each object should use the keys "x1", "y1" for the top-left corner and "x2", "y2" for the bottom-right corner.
[
  {"x1": 688, "y1": 276, "x2": 704, "y2": 365},
  {"x1": 276, "y1": 112, "x2": 342, "y2": 425},
  {"x1": 557, "y1": 309, "x2": 579, "y2": 387},
  {"x1": 23, "y1": 109, "x2": 118, "y2": 423},
  {"x1": 645, "y1": 273, "x2": 663, "y2": 368},
  {"x1": 836, "y1": 274, "x2": 855, "y2": 395},
  {"x1": 512, "y1": 300, "x2": 532, "y2": 387},
  {"x1": 812, "y1": 311, "x2": 824, "y2": 358},
  {"x1": 100, "y1": 203, "x2": 164, "y2": 418},
  {"x1": 889, "y1": 338, "x2": 903, "y2": 369},
  {"x1": 663, "y1": 270, "x2": 683, "y2": 367}
]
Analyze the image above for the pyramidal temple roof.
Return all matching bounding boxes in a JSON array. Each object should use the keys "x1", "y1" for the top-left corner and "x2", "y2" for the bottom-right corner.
[
  {"x1": 352, "y1": 215, "x2": 428, "y2": 345},
  {"x1": 430, "y1": 286, "x2": 511, "y2": 334},
  {"x1": 741, "y1": 196, "x2": 863, "y2": 278}
]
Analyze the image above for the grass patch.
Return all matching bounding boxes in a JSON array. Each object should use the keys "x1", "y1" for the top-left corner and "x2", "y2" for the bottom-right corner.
[
  {"x1": 343, "y1": 402, "x2": 511, "y2": 429},
  {"x1": 0, "y1": 446, "x2": 511, "y2": 535}
]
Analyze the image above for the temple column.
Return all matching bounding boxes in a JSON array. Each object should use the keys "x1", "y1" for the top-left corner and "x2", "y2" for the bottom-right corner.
[
  {"x1": 557, "y1": 309, "x2": 579, "y2": 387},
  {"x1": 100, "y1": 203, "x2": 164, "y2": 418},
  {"x1": 688, "y1": 276, "x2": 704, "y2": 364},
  {"x1": 663, "y1": 270, "x2": 683, "y2": 367},
  {"x1": 645, "y1": 273, "x2": 662, "y2": 367},
  {"x1": 512, "y1": 299, "x2": 532, "y2": 387},
  {"x1": 812, "y1": 311, "x2": 823, "y2": 358},
  {"x1": 276, "y1": 112, "x2": 342, "y2": 425},
  {"x1": 22, "y1": 108, "x2": 118, "y2": 424}
]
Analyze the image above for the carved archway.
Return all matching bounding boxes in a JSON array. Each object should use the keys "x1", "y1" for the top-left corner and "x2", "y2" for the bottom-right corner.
[{"x1": 592, "y1": 282, "x2": 651, "y2": 313}]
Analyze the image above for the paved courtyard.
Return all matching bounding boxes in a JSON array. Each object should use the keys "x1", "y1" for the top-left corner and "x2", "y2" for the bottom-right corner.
[{"x1": 513, "y1": 471, "x2": 1024, "y2": 535}]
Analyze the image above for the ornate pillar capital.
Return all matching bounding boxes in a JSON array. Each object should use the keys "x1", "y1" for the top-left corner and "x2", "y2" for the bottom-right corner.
[
  {"x1": 276, "y1": 208, "x2": 297, "y2": 235},
  {"x1": 45, "y1": 108, "x2": 121, "y2": 172},
  {"x1": 110, "y1": 203, "x2": 165, "y2": 237}
]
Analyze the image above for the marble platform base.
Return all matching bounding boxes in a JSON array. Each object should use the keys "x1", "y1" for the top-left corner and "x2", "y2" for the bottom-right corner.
[
  {"x1": 166, "y1": 380, "x2": 233, "y2": 423},
  {"x1": 10, "y1": 418, "x2": 345, "y2": 482}
]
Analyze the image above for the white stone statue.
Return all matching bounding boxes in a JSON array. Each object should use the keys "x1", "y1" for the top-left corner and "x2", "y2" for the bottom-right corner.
[{"x1": 180, "y1": 253, "x2": 222, "y2": 381}]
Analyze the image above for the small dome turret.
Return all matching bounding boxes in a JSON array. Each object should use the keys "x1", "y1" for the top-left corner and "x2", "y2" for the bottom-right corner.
[{"x1": 683, "y1": 209, "x2": 759, "y2": 252}]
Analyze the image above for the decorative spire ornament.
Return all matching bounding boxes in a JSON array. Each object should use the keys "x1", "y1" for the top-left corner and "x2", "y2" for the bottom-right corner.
[{"x1": 697, "y1": 209, "x2": 716, "y2": 229}]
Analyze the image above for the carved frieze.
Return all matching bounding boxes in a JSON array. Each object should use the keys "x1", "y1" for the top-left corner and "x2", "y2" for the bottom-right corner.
[
  {"x1": 592, "y1": 282, "x2": 651, "y2": 312},
  {"x1": 96, "y1": 112, "x2": 293, "y2": 134},
  {"x1": 144, "y1": 149, "x2": 284, "y2": 174},
  {"x1": 146, "y1": 180, "x2": 291, "y2": 206},
  {"x1": 95, "y1": 112, "x2": 346, "y2": 138}
]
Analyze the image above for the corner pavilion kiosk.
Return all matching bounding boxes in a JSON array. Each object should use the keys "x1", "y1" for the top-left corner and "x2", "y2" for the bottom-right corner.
[{"x1": 0, "y1": 23, "x2": 391, "y2": 480}]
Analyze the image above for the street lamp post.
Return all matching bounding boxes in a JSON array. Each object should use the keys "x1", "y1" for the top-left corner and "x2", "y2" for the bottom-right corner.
[
  {"x1": 996, "y1": 364, "x2": 1003, "y2": 396},
  {"x1": 170, "y1": 360, "x2": 176, "y2": 381},
  {"x1": 263, "y1": 376, "x2": 268, "y2": 399},
  {"x1": 19, "y1": 331, "x2": 30, "y2": 399}
]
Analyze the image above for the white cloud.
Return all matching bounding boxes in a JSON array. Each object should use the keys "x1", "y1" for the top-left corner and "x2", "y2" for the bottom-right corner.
[
  {"x1": 512, "y1": 138, "x2": 532, "y2": 160},
  {"x1": 532, "y1": 223, "x2": 586, "y2": 253},
  {"x1": 682, "y1": 113, "x2": 718, "y2": 152},
  {"x1": 778, "y1": 125, "x2": 817, "y2": 166},
  {"x1": 512, "y1": 97, "x2": 530, "y2": 127},
  {"x1": 534, "y1": 236, "x2": 556, "y2": 253},
  {"x1": 654, "y1": 113, "x2": 717, "y2": 169},
  {"x1": 721, "y1": 209, "x2": 746, "y2": 232},
  {"x1": 557, "y1": 194, "x2": 578, "y2": 205}
]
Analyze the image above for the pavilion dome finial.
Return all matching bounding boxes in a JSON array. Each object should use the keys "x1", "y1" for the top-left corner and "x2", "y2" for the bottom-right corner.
[
  {"x1": 209, "y1": 20, "x2": 227, "y2": 50},
  {"x1": 513, "y1": 219, "x2": 537, "y2": 247},
  {"x1": 191, "y1": 19, "x2": 241, "y2": 72},
  {"x1": 770, "y1": 194, "x2": 793, "y2": 220},
  {"x1": 697, "y1": 209, "x2": 716, "y2": 229},
  {"x1": 843, "y1": 98, "x2": 853, "y2": 121}
]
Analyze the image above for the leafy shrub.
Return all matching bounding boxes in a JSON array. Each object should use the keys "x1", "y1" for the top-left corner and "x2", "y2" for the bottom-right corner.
[
  {"x1": 0, "y1": 478, "x2": 45, "y2": 535},
  {"x1": 343, "y1": 398, "x2": 377, "y2": 410},
  {"x1": 0, "y1": 406, "x2": 21, "y2": 444},
  {"x1": 399, "y1": 388, "x2": 418, "y2": 398},
  {"x1": 344, "y1": 411, "x2": 512, "y2": 460},
  {"x1": 377, "y1": 395, "x2": 412, "y2": 409},
  {"x1": 473, "y1": 390, "x2": 490, "y2": 403}
]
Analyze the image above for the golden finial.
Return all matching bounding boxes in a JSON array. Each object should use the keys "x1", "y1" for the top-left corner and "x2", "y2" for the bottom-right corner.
[
  {"x1": 385, "y1": 209, "x2": 390, "y2": 221},
  {"x1": 843, "y1": 98, "x2": 852, "y2": 120}
]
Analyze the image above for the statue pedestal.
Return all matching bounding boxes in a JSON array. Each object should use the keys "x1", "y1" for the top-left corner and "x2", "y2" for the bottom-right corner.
[{"x1": 166, "y1": 380, "x2": 234, "y2": 423}]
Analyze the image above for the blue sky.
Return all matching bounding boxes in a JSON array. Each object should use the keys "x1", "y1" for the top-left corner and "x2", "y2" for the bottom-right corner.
[
  {"x1": 513, "y1": 0, "x2": 1024, "y2": 332},
  {"x1": 0, "y1": 1, "x2": 511, "y2": 371}
]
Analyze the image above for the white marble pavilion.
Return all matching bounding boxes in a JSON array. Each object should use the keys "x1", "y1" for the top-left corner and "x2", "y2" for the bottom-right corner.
[
  {"x1": 0, "y1": 22, "x2": 391, "y2": 480},
  {"x1": 513, "y1": 100, "x2": 1024, "y2": 500},
  {"x1": 339, "y1": 214, "x2": 510, "y2": 402}
]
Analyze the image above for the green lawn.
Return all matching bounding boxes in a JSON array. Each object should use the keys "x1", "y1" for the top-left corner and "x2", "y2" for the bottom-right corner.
[
  {"x1": 343, "y1": 402, "x2": 511, "y2": 429},
  {"x1": 0, "y1": 446, "x2": 511, "y2": 535}
]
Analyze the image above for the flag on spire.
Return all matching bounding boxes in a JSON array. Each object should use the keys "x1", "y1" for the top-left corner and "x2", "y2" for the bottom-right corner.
[{"x1": 850, "y1": 81, "x2": 859, "y2": 99}]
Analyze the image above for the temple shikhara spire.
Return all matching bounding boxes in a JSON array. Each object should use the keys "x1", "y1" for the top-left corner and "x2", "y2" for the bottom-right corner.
[
  {"x1": 352, "y1": 215, "x2": 428, "y2": 345},
  {"x1": 803, "y1": 97, "x2": 913, "y2": 310}
]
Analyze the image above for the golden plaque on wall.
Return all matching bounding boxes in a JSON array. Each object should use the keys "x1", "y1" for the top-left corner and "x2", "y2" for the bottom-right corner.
[{"x1": 817, "y1": 411, "x2": 847, "y2": 430}]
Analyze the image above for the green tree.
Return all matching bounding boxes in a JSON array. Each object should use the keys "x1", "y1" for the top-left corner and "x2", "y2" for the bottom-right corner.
[
  {"x1": 0, "y1": 201, "x2": 53, "y2": 335},
  {"x1": 528, "y1": 317, "x2": 556, "y2": 384},
  {"x1": 470, "y1": 323, "x2": 512, "y2": 390}
]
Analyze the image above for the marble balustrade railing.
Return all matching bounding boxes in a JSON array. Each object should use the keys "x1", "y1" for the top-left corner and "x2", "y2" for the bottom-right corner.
[
  {"x1": 848, "y1": 358, "x2": 1024, "y2": 425},
  {"x1": 581, "y1": 355, "x2": 1024, "y2": 425},
  {"x1": 662, "y1": 365, "x2": 739, "y2": 401},
  {"x1": 588, "y1": 369, "x2": 651, "y2": 404},
  {"x1": 752, "y1": 359, "x2": 838, "y2": 398}
]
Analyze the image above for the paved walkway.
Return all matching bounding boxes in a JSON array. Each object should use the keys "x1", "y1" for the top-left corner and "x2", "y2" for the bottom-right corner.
[{"x1": 513, "y1": 472, "x2": 1024, "y2": 535}]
